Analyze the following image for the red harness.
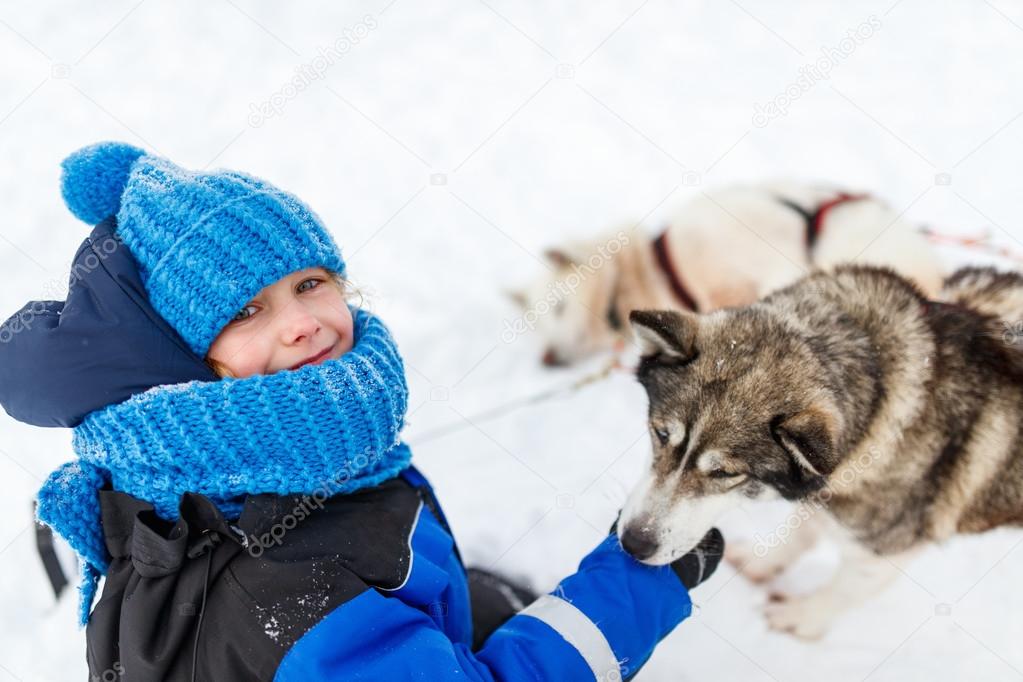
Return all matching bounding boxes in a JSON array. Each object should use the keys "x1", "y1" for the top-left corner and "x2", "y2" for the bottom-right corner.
[
  {"x1": 652, "y1": 231, "x2": 698, "y2": 311},
  {"x1": 804, "y1": 192, "x2": 868, "y2": 251},
  {"x1": 650, "y1": 192, "x2": 869, "y2": 312}
]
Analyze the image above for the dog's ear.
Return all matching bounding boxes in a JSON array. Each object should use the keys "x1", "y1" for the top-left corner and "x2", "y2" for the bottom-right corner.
[
  {"x1": 504, "y1": 288, "x2": 529, "y2": 308},
  {"x1": 544, "y1": 248, "x2": 574, "y2": 267},
  {"x1": 629, "y1": 309, "x2": 698, "y2": 361},
  {"x1": 769, "y1": 405, "x2": 842, "y2": 499}
]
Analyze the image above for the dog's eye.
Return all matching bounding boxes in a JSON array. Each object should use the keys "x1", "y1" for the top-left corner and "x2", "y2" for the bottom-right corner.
[
  {"x1": 708, "y1": 469, "x2": 741, "y2": 479},
  {"x1": 653, "y1": 427, "x2": 670, "y2": 446}
]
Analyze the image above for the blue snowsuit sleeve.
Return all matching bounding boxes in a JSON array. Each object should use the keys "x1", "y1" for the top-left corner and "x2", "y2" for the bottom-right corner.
[{"x1": 274, "y1": 534, "x2": 692, "y2": 681}]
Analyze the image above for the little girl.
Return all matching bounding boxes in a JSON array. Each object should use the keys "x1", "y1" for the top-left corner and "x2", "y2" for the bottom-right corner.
[{"x1": 0, "y1": 142, "x2": 722, "y2": 681}]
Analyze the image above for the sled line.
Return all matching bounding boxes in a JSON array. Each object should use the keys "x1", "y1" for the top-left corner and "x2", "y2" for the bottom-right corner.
[{"x1": 408, "y1": 356, "x2": 623, "y2": 446}]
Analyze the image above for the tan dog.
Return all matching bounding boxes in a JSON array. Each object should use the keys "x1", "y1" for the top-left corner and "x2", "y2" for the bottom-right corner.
[{"x1": 513, "y1": 182, "x2": 944, "y2": 366}]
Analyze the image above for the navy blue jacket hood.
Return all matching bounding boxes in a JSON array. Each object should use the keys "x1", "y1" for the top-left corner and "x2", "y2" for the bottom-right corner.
[{"x1": 0, "y1": 216, "x2": 216, "y2": 428}]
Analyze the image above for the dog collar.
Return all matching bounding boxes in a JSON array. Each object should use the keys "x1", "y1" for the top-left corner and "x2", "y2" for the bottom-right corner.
[{"x1": 652, "y1": 230, "x2": 699, "y2": 311}]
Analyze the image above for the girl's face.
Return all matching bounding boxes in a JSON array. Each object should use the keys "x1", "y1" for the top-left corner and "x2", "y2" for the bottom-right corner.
[{"x1": 206, "y1": 267, "x2": 354, "y2": 378}]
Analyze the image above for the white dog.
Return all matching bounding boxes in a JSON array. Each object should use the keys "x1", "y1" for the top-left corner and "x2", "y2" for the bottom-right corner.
[{"x1": 513, "y1": 182, "x2": 944, "y2": 366}]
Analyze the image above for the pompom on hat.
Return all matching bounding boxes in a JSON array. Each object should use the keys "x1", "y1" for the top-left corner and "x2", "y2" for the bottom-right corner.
[{"x1": 59, "y1": 141, "x2": 347, "y2": 358}]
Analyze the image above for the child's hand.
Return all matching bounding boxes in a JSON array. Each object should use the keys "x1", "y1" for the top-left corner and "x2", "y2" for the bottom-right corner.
[
  {"x1": 670, "y1": 527, "x2": 724, "y2": 589},
  {"x1": 609, "y1": 515, "x2": 724, "y2": 589}
]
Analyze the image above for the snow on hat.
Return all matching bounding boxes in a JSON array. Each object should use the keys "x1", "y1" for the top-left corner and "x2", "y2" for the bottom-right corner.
[{"x1": 59, "y1": 141, "x2": 347, "y2": 358}]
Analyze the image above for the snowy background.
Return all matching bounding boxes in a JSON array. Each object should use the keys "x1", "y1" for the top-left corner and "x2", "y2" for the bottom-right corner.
[{"x1": 2, "y1": 1, "x2": 1023, "y2": 679}]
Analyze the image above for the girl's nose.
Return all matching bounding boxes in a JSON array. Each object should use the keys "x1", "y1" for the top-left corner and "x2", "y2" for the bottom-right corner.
[{"x1": 280, "y1": 304, "x2": 321, "y2": 344}]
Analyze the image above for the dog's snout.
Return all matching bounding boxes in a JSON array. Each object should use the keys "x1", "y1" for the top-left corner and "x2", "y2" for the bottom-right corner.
[
  {"x1": 620, "y1": 523, "x2": 659, "y2": 561},
  {"x1": 542, "y1": 348, "x2": 567, "y2": 367}
]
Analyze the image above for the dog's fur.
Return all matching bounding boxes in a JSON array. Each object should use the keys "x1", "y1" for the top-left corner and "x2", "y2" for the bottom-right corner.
[
  {"x1": 618, "y1": 265, "x2": 1023, "y2": 638},
  {"x1": 513, "y1": 182, "x2": 944, "y2": 366}
]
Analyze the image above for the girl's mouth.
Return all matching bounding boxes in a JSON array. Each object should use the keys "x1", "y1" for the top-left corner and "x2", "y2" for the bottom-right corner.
[{"x1": 291, "y1": 343, "x2": 336, "y2": 370}]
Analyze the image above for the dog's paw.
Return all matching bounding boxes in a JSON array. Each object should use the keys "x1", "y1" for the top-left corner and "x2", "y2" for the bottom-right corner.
[
  {"x1": 763, "y1": 593, "x2": 831, "y2": 641},
  {"x1": 725, "y1": 542, "x2": 784, "y2": 584}
]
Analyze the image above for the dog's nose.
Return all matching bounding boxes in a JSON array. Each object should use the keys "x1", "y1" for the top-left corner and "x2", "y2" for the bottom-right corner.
[
  {"x1": 542, "y1": 349, "x2": 567, "y2": 367},
  {"x1": 620, "y1": 524, "x2": 659, "y2": 561}
]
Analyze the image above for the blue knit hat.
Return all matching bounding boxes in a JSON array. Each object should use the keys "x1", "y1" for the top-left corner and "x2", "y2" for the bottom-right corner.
[{"x1": 59, "y1": 141, "x2": 347, "y2": 358}]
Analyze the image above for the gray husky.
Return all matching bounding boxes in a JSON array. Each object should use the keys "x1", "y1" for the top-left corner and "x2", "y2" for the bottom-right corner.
[{"x1": 618, "y1": 265, "x2": 1023, "y2": 638}]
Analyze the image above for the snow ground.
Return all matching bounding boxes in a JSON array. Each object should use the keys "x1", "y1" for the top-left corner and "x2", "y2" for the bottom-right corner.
[{"x1": 1, "y1": 1, "x2": 1023, "y2": 679}]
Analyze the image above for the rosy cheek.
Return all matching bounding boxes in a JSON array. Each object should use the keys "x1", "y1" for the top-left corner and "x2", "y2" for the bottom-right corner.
[
  {"x1": 342, "y1": 312, "x2": 356, "y2": 350},
  {"x1": 229, "y1": 337, "x2": 266, "y2": 377}
]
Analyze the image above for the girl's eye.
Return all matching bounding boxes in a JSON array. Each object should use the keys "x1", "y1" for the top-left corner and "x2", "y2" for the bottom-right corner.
[
  {"x1": 232, "y1": 304, "x2": 257, "y2": 322},
  {"x1": 230, "y1": 278, "x2": 323, "y2": 323},
  {"x1": 653, "y1": 427, "x2": 670, "y2": 446}
]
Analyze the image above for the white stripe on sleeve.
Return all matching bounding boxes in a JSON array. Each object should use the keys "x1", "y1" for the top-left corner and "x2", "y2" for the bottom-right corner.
[{"x1": 518, "y1": 594, "x2": 621, "y2": 681}]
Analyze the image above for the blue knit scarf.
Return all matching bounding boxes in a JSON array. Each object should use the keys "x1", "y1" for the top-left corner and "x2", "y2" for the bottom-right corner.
[{"x1": 36, "y1": 308, "x2": 412, "y2": 626}]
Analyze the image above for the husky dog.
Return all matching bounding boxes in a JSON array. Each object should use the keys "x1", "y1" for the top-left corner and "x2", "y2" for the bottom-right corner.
[
  {"x1": 618, "y1": 265, "x2": 1023, "y2": 639},
  {"x1": 513, "y1": 183, "x2": 944, "y2": 367}
]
